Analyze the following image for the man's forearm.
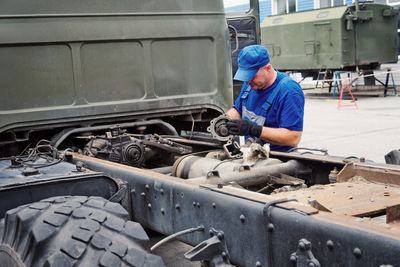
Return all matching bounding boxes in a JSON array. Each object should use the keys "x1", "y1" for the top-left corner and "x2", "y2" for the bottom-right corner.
[
  {"x1": 226, "y1": 108, "x2": 241, "y2": 119},
  {"x1": 259, "y1": 127, "x2": 302, "y2": 147}
]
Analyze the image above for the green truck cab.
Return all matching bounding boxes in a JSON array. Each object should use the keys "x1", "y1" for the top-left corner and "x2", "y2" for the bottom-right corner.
[{"x1": 0, "y1": 0, "x2": 232, "y2": 154}]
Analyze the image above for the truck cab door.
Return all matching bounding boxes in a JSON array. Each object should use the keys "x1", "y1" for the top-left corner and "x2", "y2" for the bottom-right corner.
[{"x1": 224, "y1": 0, "x2": 261, "y2": 99}]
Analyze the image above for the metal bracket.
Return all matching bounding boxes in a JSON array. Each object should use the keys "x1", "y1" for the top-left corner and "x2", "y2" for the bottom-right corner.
[
  {"x1": 184, "y1": 228, "x2": 233, "y2": 267},
  {"x1": 223, "y1": 140, "x2": 242, "y2": 159},
  {"x1": 108, "y1": 182, "x2": 133, "y2": 220},
  {"x1": 109, "y1": 183, "x2": 127, "y2": 202},
  {"x1": 289, "y1": 239, "x2": 321, "y2": 267}
]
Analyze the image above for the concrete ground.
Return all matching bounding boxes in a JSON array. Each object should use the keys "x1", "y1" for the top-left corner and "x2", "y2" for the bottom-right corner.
[{"x1": 300, "y1": 93, "x2": 400, "y2": 163}]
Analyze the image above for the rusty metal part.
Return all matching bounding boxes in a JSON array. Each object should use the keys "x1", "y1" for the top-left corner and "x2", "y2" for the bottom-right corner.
[
  {"x1": 337, "y1": 162, "x2": 400, "y2": 185},
  {"x1": 143, "y1": 134, "x2": 193, "y2": 155},
  {"x1": 189, "y1": 160, "x2": 305, "y2": 187},
  {"x1": 386, "y1": 204, "x2": 400, "y2": 224},
  {"x1": 274, "y1": 180, "x2": 400, "y2": 218},
  {"x1": 308, "y1": 199, "x2": 332, "y2": 212},
  {"x1": 163, "y1": 137, "x2": 221, "y2": 148},
  {"x1": 207, "y1": 114, "x2": 233, "y2": 142},
  {"x1": 222, "y1": 139, "x2": 242, "y2": 159},
  {"x1": 172, "y1": 155, "x2": 283, "y2": 179}
]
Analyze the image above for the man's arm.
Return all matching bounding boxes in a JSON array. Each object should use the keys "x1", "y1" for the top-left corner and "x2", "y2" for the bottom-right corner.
[
  {"x1": 226, "y1": 117, "x2": 302, "y2": 147},
  {"x1": 259, "y1": 127, "x2": 302, "y2": 147},
  {"x1": 226, "y1": 108, "x2": 241, "y2": 119}
]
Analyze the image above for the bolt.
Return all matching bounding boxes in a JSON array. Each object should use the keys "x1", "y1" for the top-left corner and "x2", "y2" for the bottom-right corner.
[
  {"x1": 308, "y1": 262, "x2": 316, "y2": 267},
  {"x1": 212, "y1": 203, "x2": 216, "y2": 208},
  {"x1": 218, "y1": 183, "x2": 223, "y2": 188},
  {"x1": 298, "y1": 241, "x2": 306, "y2": 251},
  {"x1": 217, "y1": 232, "x2": 224, "y2": 240},
  {"x1": 221, "y1": 252, "x2": 227, "y2": 259},
  {"x1": 384, "y1": 191, "x2": 390, "y2": 196},
  {"x1": 75, "y1": 161, "x2": 84, "y2": 172},
  {"x1": 353, "y1": 247, "x2": 362, "y2": 258},
  {"x1": 209, "y1": 230, "x2": 214, "y2": 236},
  {"x1": 147, "y1": 203, "x2": 152, "y2": 209},
  {"x1": 240, "y1": 214, "x2": 246, "y2": 223},
  {"x1": 193, "y1": 201, "x2": 196, "y2": 207},
  {"x1": 161, "y1": 208, "x2": 165, "y2": 215},
  {"x1": 360, "y1": 157, "x2": 365, "y2": 162},
  {"x1": 141, "y1": 192, "x2": 146, "y2": 197},
  {"x1": 145, "y1": 184, "x2": 150, "y2": 190},
  {"x1": 160, "y1": 188, "x2": 164, "y2": 195},
  {"x1": 131, "y1": 189, "x2": 136, "y2": 194},
  {"x1": 326, "y1": 240, "x2": 334, "y2": 250},
  {"x1": 175, "y1": 204, "x2": 180, "y2": 210},
  {"x1": 268, "y1": 223, "x2": 274, "y2": 232},
  {"x1": 196, "y1": 202, "x2": 200, "y2": 208},
  {"x1": 255, "y1": 261, "x2": 262, "y2": 267},
  {"x1": 289, "y1": 255, "x2": 297, "y2": 263}
]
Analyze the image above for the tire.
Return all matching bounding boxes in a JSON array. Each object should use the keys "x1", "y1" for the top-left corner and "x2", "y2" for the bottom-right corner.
[{"x1": 0, "y1": 196, "x2": 165, "y2": 267}]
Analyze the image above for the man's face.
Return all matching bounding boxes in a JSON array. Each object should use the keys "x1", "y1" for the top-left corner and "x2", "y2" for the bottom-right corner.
[{"x1": 246, "y1": 67, "x2": 269, "y2": 90}]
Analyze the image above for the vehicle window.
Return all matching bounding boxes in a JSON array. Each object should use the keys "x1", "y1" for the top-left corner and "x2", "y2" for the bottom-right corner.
[
  {"x1": 320, "y1": 0, "x2": 330, "y2": 8},
  {"x1": 224, "y1": 0, "x2": 250, "y2": 13},
  {"x1": 288, "y1": 0, "x2": 296, "y2": 12},
  {"x1": 333, "y1": 0, "x2": 344, "y2": 6},
  {"x1": 274, "y1": 0, "x2": 297, "y2": 14},
  {"x1": 318, "y1": 0, "x2": 345, "y2": 8}
]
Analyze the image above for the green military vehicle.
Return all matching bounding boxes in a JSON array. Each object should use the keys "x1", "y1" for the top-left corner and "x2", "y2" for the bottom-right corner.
[
  {"x1": 1, "y1": 0, "x2": 400, "y2": 266},
  {"x1": 261, "y1": 2, "x2": 398, "y2": 79}
]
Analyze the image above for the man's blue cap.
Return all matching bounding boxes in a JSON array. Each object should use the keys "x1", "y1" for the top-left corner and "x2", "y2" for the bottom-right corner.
[{"x1": 234, "y1": 45, "x2": 270, "y2": 82}]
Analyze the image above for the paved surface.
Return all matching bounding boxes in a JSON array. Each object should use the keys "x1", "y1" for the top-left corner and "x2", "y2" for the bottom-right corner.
[{"x1": 300, "y1": 94, "x2": 400, "y2": 163}]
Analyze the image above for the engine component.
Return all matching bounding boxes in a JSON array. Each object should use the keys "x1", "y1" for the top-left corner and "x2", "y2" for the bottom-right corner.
[
  {"x1": 223, "y1": 139, "x2": 242, "y2": 159},
  {"x1": 84, "y1": 132, "x2": 145, "y2": 167},
  {"x1": 172, "y1": 154, "x2": 305, "y2": 187},
  {"x1": 207, "y1": 114, "x2": 233, "y2": 142},
  {"x1": 143, "y1": 134, "x2": 192, "y2": 155},
  {"x1": 172, "y1": 155, "x2": 281, "y2": 179},
  {"x1": 51, "y1": 120, "x2": 179, "y2": 148}
]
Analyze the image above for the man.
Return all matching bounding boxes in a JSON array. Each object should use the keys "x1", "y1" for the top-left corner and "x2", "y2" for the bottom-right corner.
[{"x1": 226, "y1": 45, "x2": 304, "y2": 152}]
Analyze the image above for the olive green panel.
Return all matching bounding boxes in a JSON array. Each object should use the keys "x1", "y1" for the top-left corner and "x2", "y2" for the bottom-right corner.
[
  {"x1": 355, "y1": 5, "x2": 398, "y2": 65},
  {"x1": 81, "y1": 42, "x2": 146, "y2": 102},
  {"x1": 262, "y1": 6, "x2": 348, "y2": 26},
  {"x1": 0, "y1": 45, "x2": 75, "y2": 110},
  {"x1": 0, "y1": 0, "x2": 232, "y2": 133},
  {"x1": 261, "y1": 4, "x2": 398, "y2": 71},
  {"x1": 0, "y1": 0, "x2": 224, "y2": 14},
  {"x1": 152, "y1": 38, "x2": 216, "y2": 97},
  {"x1": 262, "y1": 6, "x2": 348, "y2": 70}
]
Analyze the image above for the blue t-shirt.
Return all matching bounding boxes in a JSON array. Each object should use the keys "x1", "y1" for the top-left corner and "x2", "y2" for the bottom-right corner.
[{"x1": 233, "y1": 71, "x2": 304, "y2": 152}]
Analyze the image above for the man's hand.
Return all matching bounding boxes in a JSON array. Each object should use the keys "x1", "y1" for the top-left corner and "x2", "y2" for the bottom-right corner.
[{"x1": 227, "y1": 119, "x2": 263, "y2": 137}]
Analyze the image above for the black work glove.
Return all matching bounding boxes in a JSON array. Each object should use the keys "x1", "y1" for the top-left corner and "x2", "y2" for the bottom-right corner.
[{"x1": 226, "y1": 119, "x2": 263, "y2": 137}]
